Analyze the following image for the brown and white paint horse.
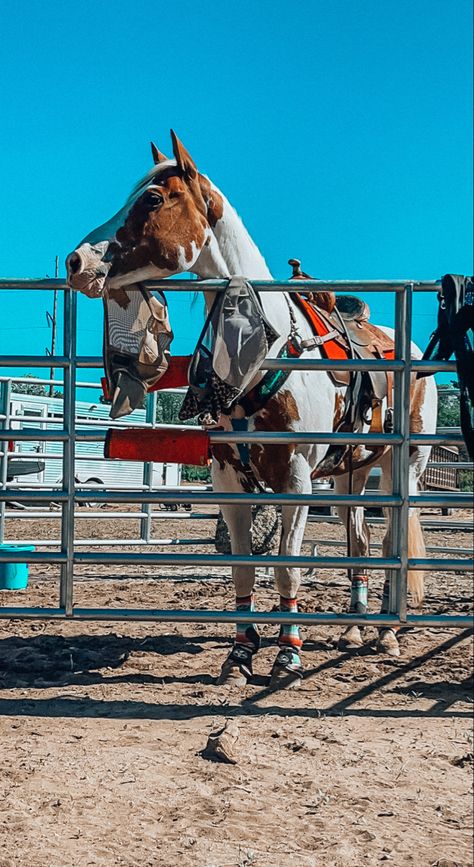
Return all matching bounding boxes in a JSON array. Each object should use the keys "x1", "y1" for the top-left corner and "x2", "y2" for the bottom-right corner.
[{"x1": 67, "y1": 131, "x2": 437, "y2": 684}]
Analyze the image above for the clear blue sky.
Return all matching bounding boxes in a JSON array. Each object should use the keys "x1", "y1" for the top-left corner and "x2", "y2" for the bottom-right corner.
[{"x1": 0, "y1": 0, "x2": 472, "y2": 385}]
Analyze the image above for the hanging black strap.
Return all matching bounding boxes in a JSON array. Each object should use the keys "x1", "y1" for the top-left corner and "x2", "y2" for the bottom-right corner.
[{"x1": 420, "y1": 274, "x2": 474, "y2": 458}]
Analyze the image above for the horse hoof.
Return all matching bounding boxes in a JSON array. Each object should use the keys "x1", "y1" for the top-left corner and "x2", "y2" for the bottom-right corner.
[
  {"x1": 338, "y1": 625, "x2": 364, "y2": 651},
  {"x1": 216, "y1": 664, "x2": 248, "y2": 687},
  {"x1": 269, "y1": 668, "x2": 302, "y2": 690},
  {"x1": 216, "y1": 644, "x2": 254, "y2": 686},
  {"x1": 269, "y1": 649, "x2": 304, "y2": 690},
  {"x1": 377, "y1": 628, "x2": 400, "y2": 657}
]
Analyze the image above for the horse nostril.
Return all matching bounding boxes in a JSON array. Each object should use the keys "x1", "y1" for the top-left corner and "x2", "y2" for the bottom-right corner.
[{"x1": 67, "y1": 252, "x2": 82, "y2": 275}]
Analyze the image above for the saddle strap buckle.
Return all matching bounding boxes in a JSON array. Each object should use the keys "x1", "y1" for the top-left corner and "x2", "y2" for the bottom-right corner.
[{"x1": 301, "y1": 329, "x2": 340, "y2": 350}]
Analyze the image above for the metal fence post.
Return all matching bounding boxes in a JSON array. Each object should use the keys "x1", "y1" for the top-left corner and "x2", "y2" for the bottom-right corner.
[
  {"x1": 391, "y1": 282, "x2": 413, "y2": 621},
  {"x1": 0, "y1": 379, "x2": 11, "y2": 545},
  {"x1": 59, "y1": 288, "x2": 77, "y2": 615},
  {"x1": 141, "y1": 390, "x2": 158, "y2": 543}
]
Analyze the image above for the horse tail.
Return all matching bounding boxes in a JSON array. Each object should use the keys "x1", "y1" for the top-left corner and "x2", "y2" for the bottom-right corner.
[{"x1": 407, "y1": 511, "x2": 426, "y2": 606}]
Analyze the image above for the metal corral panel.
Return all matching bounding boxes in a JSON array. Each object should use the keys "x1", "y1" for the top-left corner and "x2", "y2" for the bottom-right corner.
[{"x1": 1, "y1": 276, "x2": 472, "y2": 631}]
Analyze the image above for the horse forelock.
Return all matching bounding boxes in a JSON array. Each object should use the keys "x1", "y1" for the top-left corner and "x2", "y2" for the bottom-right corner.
[{"x1": 124, "y1": 159, "x2": 179, "y2": 210}]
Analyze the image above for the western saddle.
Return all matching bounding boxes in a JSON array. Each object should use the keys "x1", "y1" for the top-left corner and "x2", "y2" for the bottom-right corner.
[{"x1": 288, "y1": 259, "x2": 395, "y2": 477}]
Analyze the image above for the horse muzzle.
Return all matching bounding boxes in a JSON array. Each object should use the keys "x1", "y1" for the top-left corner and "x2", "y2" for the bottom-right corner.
[
  {"x1": 66, "y1": 242, "x2": 111, "y2": 298},
  {"x1": 69, "y1": 273, "x2": 107, "y2": 298}
]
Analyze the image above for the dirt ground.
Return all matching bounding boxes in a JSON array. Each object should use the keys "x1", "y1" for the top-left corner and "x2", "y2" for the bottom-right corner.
[{"x1": 0, "y1": 510, "x2": 472, "y2": 867}]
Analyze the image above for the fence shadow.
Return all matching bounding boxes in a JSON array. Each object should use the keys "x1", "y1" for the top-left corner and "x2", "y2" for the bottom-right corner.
[
  {"x1": 0, "y1": 695, "x2": 470, "y2": 721},
  {"x1": 0, "y1": 631, "x2": 230, "y2": 690},
  {"x1": 0, "y1": 628, "x2": 471, "y2": 720},
  {"x1": 315, "y1": 628, "x2": 473, "y2": 718}
]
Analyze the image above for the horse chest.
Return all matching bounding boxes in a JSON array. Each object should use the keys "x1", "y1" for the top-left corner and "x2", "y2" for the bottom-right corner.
[{"x1": 213, "y1": 385, "x2": 334, "y2": 491}]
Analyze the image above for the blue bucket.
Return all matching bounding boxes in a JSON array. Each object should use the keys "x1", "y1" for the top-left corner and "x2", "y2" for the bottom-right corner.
[{"x1": 0, "y1": 545, "x2": 35, "y2": 590}]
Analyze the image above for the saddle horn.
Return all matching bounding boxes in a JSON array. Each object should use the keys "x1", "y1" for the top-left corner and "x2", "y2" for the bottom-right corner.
[
  {"x1": 288, "y1": 258, "x2": 312, "y2": 280},
  {"x1": 288, "y1": 258, "x2": 335, "y2": 312}
]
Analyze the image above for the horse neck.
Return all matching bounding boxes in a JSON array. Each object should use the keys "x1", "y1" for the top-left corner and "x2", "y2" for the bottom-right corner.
[
  {"x1": 192, "y1": 188, "x2": 272, "y2": 281},
  {"x1": 192, "y1": 187, "x2": 291, "y2": 332},
  {"x1": 209, "y1": 193, "x2": 273, "y2": 280}
]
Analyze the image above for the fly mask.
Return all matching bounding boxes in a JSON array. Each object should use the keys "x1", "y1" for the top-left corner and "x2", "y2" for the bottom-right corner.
[
  {"x1": 179, "y1": 276, "x2": 279, "y2": 423},
  {"x1": 103, "y1": 285, "x2": 173, "y2": 418}
]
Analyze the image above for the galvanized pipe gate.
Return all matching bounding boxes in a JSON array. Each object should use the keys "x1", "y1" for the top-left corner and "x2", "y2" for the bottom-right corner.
[{"x1": 0, "y1": 278, "x2": 472, "y2": 630}]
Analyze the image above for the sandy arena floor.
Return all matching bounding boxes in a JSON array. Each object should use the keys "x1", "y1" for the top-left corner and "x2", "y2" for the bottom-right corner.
[{"x1": 0, "y1": 509, "x2": 472, "y2": 867}]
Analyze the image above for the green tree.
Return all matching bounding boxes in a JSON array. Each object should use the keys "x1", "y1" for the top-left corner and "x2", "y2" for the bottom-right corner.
[
  {"x1": 437, "y1": 382, "x2": 473, "y2": 492},
  {"x1": 181, "y1": 464, "x2": 211, "y2": 482},
  {"x1": 153, "y1": 391, "x2": 211, "y2": 481},
  {"x1": 437, "y1": 381, "x2": 461, "y2": 427},
  {"x1": 12, "y1": 374, "x2": 62, "y2": 398},
  {"x1": 155, "y1": 392, "x2": 185, "y2": 424}
]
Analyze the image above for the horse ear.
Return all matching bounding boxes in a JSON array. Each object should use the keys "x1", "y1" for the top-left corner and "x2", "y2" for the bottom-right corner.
[
  {"x1": 170, "y1": 129, "x2": 197, "y2": 179},
  {"x1": 150, "y1": 142, "x2": 168, "y2": 165}
]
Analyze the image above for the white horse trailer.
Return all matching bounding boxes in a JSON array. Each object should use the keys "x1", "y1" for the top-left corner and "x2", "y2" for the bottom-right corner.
[{"x1": 7, "y1": 391, "x2": 181, "y2": 489}]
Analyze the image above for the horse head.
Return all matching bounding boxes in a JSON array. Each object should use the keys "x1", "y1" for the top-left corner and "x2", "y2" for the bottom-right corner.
[{"x1": 66, "y1": 131, "x2": 223, "y2": 296}]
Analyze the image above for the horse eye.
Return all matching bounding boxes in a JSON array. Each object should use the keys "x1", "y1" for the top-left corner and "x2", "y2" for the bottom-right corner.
[{"x1": 145, "y1": 190, "x2": 164, "y2": 208}]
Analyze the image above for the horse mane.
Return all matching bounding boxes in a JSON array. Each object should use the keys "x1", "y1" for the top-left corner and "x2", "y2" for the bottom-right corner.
[{"x1": 124, "y1": 160, "x2": 177, "y2": 210}]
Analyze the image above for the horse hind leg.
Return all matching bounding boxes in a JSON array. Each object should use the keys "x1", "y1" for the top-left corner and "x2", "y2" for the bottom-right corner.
[
  {"x1": 377, "y1": 460, "x2": 426, "y2": 657},
  {"x1": 376, "y1": 452, "x2": 401, "y2": 656},
  {"x1": 334, "y1": 468, "x2": 372, "y2": 651}
]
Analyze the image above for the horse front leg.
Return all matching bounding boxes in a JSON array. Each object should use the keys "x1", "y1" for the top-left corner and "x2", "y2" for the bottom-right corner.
[
  {"x1": 212, "y1": 463, "x2": 258, "y2": 685},
  {"x1": 270, "y1": 454, "x2": 311, "y2": 688}
]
